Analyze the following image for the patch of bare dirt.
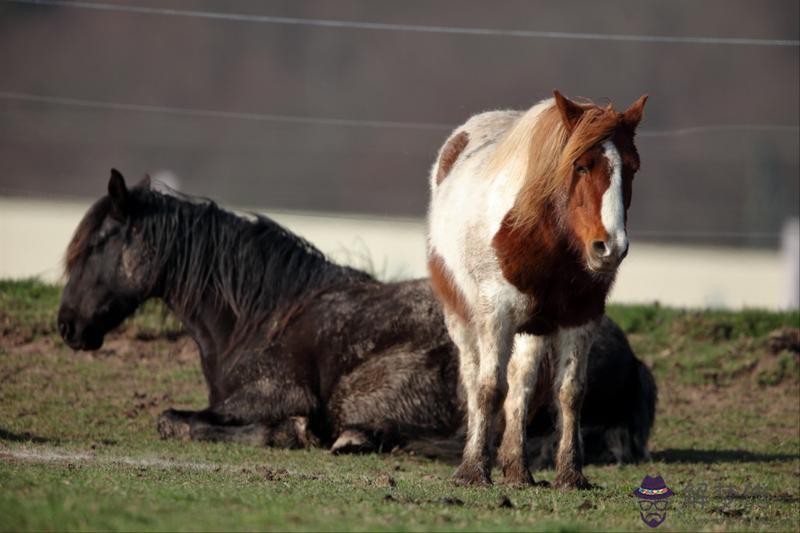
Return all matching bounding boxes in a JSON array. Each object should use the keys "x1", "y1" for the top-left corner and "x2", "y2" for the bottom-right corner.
[
  {"x1": 1, "y1": 321, "x2": 204, "y2": 427},
  {"x1": 95, "y1": 332, "x2": 197, "y2": 364},
  {"x1": 1, "y1": 324, "x2": 198, "y2": 365},
  {"x1": 663, "y1": 377, "x2": 798, "y2": 414},
  {"x1": 657, "y1": 376, "x2": 800, "y2": 451}
]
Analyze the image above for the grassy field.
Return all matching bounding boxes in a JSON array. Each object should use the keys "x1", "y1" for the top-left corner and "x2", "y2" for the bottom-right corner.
[{"x1": 1, "y1": 279, "x2": 798, "y2": 531}]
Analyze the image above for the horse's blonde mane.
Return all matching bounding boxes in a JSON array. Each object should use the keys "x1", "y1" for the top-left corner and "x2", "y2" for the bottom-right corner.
[{"x1": 488, "y1": 98, "x2": 622, "y2": 229}]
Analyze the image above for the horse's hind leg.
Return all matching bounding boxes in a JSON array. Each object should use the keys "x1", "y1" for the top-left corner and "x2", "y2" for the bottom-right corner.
[
  {"x1": 497, "y1": 334, "x2": 550, "y2": 486},
  {"x1": 331, "y1": 428, "x2": 375, "y2": 455},
  {"x1": 552, "y1": 323, "x2": 595, "y2": 490}
]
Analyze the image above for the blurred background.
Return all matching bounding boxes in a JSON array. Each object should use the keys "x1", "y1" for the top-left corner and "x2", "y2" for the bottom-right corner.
[{"x1": 0, "y1": 0, "x2": 798, "y2": 308}]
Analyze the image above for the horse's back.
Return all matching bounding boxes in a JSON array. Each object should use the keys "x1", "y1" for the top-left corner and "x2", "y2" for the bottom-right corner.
[{"x1": 429, "y1": 110, "x2": 520, "y2": 191}]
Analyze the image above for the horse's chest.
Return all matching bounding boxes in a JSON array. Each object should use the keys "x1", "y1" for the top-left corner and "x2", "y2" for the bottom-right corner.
[
  {"x1": 492, "y1": 215, "x2": 611, "y2": 336},
  {"x1": 516, "y1": 275, "x2": 609, "y2": 336}
]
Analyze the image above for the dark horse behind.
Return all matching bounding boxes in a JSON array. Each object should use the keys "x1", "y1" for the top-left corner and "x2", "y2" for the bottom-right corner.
[{"x1": 58, "y1": 170, "x2": 656, "y2": 469}]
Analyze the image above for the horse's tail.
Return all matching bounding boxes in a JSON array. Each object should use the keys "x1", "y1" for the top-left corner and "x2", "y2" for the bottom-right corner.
[
  {"x1": 631, "y1": 357, "x2": 658, "y2": 460},
  {"x1": 590, "y1": 356, "x2": 657, "y2": 465},
  {"x1": 587, "y1": 329, "x2": 657, "y2": 465}
]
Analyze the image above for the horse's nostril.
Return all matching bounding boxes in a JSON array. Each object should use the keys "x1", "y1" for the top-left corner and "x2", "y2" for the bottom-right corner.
[
  {"x1": 592, "y1": 241, "x2": 608, "y2": 256},
  {"x1": 620, "y1": 242, "x2": 630, "y2": 260},
  {"x1": 58, "y1": 319, "x2": 73, "y2": 340}
]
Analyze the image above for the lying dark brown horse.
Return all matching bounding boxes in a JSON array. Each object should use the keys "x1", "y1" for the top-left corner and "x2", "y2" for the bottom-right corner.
[{"x1": 58, "y1": 170, "x2": 656, "y2": 469}]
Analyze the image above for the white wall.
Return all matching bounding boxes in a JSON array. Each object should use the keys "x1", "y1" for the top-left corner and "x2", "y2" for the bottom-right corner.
[{"x1": 0, "y1": 197, "x2": 791, "y2": 309}]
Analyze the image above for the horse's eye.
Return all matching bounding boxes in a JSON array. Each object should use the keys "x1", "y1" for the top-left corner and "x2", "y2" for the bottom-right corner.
[{"x1": 575, "y1": 165, "x2": 589, "y2": 175}]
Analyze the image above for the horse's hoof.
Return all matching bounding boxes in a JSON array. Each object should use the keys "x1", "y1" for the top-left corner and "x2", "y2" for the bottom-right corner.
[
  {"x1": 157, "y1": 409, "x2": 190, "y2": 440},
  {"x1": 290, "y1": 416, "x2": 319, "y2": 448},
  {"x1": 453, "y1": 461, "x2": 492, "y2": 486},
  {"x1": 553, "y1": 470, "x2": 592, "y2": 490},
  {"x1": 330, "y1": 429, "x2": 373, "y2": 454},
  {"x1": 499, "y1": 461, "x2": 534, "y2": 487}
]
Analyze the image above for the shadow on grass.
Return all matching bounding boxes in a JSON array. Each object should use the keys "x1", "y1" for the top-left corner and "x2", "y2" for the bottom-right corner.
[
  {"x1": 0, "y1": 428, "x2": 58, "y2": 444},
  {"x1": 653, "y1": 448, "x2": 799, "y2": 464}
]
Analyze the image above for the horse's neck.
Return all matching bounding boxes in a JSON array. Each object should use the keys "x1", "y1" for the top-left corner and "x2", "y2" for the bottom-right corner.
[
  {"x1": 147, "y1": 207, "x2": 241, "y2": 396},
  {"x1": 161, "y1": 281, "x2": 236, "y2": 397},
  {"x1": 165, "y1": 290, "x2": 234, "y2": 346},
  {"x1": 152, "y1": 206, "x2": 359, "y2": 381},
  {"x1": 493, "y1": 202, "x2": 564, "y2": 281}
]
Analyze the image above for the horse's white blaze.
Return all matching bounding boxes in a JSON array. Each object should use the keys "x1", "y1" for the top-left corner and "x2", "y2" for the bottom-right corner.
[{"x1": 600, "y1": 140, "x2": 628, "y2": 256}]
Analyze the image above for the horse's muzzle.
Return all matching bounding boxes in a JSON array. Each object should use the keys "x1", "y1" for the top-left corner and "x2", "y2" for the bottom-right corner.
[
  {"x1": 57, "y1": 309, "x2": 104, "y2": 351},
  {"x1": 587, "y1": 238, "x2": 628, "y2": 272}
]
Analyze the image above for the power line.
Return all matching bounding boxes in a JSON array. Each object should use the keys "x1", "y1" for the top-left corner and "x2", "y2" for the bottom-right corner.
[
  {"x1": 0, "y1": 91, "x2": 452, "y2": 131},
  {"x1": 7, "y1": 0, "x2": 799, "y2": 47},
  {"x1": 637, "y1": 124, "x2": 800, "y2": 138},
  {"x1": 2, "y1": 91, "x2": 798, "y2": 138}
]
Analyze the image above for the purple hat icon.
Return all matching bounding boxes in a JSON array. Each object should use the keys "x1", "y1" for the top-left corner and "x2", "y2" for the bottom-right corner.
[{"x1": 633, "y1": 475, "x2": 674, "y2": 500}]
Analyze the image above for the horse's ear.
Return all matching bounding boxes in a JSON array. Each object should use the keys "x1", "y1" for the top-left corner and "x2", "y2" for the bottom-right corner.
[
  {"x1": 137, "y1": 174, "x2": 151, "y2": 190},
  {"x1": 553, "y1": 90, "x2": 584, "y2": 133},
  {"x1": 108, "y1": 168, "x2": 129, "y2": 220},
  {"x1": 623, "y1": 94, "x2": 648, "y2": 129}
]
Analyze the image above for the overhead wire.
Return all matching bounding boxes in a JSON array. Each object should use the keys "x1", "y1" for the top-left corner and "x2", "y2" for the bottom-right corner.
[
  {"x1": 2, "y1": 91, "x2": 798, "y2": 137},
  {"x1": 5, "y1": 0, "x2": 800, "y2": 47}
]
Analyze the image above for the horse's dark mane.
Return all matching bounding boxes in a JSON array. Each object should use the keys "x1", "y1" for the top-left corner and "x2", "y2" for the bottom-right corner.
[
  {"x1": 65, "y1": 195, "x2": 113, "y2": 273},
  {"x1": 67, "y1": 185, "x2": 374, "y2": 339}
]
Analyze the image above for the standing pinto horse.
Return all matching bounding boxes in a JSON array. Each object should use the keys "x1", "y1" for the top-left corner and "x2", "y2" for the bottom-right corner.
[{"x1": 428, "y1": 91, "x2": 647, "y2": 488}]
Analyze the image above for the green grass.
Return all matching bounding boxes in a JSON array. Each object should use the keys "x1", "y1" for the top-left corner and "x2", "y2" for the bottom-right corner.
[
  {"x1": 606, "y1": 303, "x2": 800, "y2": 386},
  {"x1": 0, "y1": 278, "x2": 62, "y2": 337},
  {"x1": 1, "y1": 279, "x2": 798, "y2": 531}
]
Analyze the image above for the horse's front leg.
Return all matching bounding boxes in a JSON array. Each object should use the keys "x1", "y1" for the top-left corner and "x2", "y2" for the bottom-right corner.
[
  {"x1": 497, "y1": 333, "x2": 550, "y2": 486},
  {"x1": 552, "y1": 322, "x2": 597, "y2": 490},
  {"x1": 454, "y1": 308, "x2": 514, "y2": 486},
  {"x1": 157, "y1": 408, "x2": 195, "y2": 440}
]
